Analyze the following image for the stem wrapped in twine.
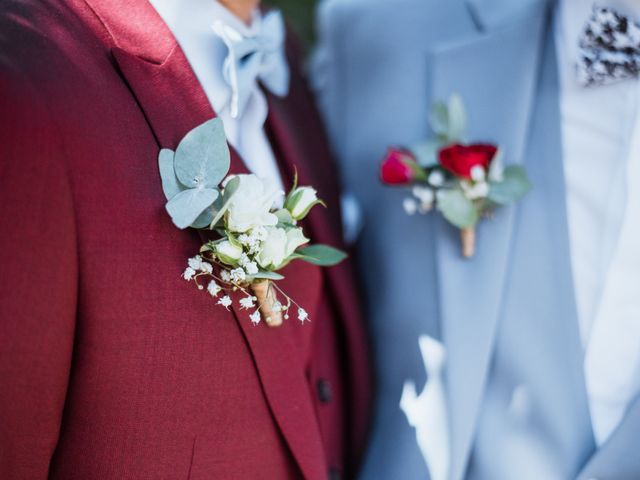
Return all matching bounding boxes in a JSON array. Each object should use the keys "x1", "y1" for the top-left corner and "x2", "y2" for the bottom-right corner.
[
  {"x1": 251, "y1": 280, "x2": 283, "y2": 327},
  {"x1": 461, "y1": 227, "x2": 476, "y2": 258}
]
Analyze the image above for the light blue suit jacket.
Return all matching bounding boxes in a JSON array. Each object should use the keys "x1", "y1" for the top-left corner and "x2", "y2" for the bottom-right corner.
[{"x1": 312, "y1": 0, "x2": 640, "y2": 479}]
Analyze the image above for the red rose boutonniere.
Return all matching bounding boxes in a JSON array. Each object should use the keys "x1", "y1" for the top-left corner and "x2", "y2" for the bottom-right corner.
[{"x1": 380, "y1": 95, "x2": 531, "y2": 258}]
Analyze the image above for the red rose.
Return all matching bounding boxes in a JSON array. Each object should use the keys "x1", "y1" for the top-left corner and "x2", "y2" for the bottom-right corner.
[
  {"x1": 438, "y1": 143, "x2": 497, "y2": 179},
  {"x1": 380, "y1": 148, "x2": 423, "y2": 185}
]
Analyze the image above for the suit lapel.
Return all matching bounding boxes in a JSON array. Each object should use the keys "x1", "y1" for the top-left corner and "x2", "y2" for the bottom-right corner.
[
  {"x1": 92, "y1": 2, "x2": 327, "y2": 477},
  {"x1": 265, "y1": 62, "x2": 373, "y2": 464},
  {"x1": 428, "y1": 7, "x2": 551, "y2": 480}
]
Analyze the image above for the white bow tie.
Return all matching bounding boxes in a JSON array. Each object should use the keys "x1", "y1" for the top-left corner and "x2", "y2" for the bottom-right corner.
[{"x1": 213, "y1": 10, "x2": 290, "y2": 119}]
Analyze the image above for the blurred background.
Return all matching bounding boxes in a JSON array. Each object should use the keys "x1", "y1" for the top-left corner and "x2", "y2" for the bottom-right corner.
[{"x1": 266, "y1": 0, "x2": 318, "y2": 49}]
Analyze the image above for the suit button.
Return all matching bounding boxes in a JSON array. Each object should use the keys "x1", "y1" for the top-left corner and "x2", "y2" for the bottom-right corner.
[
  {"x1": 328, "y1": 468, "x2": 341, "y2": 480},
  {"x1": 317, "y1": 378, "x2": 332, "y2": 404}
]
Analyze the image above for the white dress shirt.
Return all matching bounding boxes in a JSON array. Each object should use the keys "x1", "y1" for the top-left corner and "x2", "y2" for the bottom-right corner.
[
  {"x1": 556, "y1": 0, "x2": 640, "y2": 445},
  {"x1": 148, "y1": 0, "x2": 285, "y2": 193}
]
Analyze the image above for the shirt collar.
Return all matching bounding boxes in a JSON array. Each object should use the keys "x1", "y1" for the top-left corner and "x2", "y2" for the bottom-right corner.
[{"x1": 147, "y1": 0, "x2": 263, "y2": 113}]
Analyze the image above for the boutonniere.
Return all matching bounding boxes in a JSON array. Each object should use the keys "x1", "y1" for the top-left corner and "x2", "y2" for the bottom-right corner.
[
  {"x1": 380, "y1": 95, "x2": 531, "y2": 258},
  {"x1": 159, "y1": 118, "x2": 346, "y2": 327}
]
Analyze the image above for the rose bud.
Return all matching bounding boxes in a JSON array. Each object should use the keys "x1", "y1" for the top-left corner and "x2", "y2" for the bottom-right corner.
[
  {"x1": 214, "y1": 240, "x2": 243, "y2": 265},
  {"x1": 438, "y1": 143, "x2": 497, "y2": 180},
  {"x1": 285, "y1": 186, "x2": 323, "y2": 221},
  {"x1": 380, "y1": 148, "x2": 426, "y2": 185}
]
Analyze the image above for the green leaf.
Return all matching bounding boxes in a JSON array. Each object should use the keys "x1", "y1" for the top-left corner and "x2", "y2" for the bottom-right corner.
[
  {"x1": 429, "y1": 100, "x2": 449, "y2": 136},
  {"x1": 488, "y1": 148, "x2": 505, "y2": 182},
  {"x1": 437, "y1": 188, "x2": 478, "y2": 229},
  {"x1": 190, "y1": 204, "x2": 216, "y2": 229},
  {"x1": 293, "y1": 244, "x2": 348, "y2": 267},
  {"x1": 447, "y1": 94, "x2": 466, "y2": 142},
  {"x1": 222, "y1": 175, "x2": 241, "y2": 202},
  {"x1": 165, "y1": 188, "x2": 219, "y2": 229},
  {"x1": 274, "y1": 208, "x2": 294, "y2": 225},
  {"x1": 251, "y1": 271, "x2": 285, "y2": 281},
  {"x1": 410, "y1": 139, "x2": 441, "y2": 167},
  {"x1": 158, "y1": 148, "x2": 185, "y2": 200},
  {"x1": 208, "y1": 176, "x2": 242, "y2": 229},
  {"x1": 488, "y1": 165, "x2": 531, "y2": 205},
  {"x1": 174, "y1": 118, "x2": 231, "y2": 189}
]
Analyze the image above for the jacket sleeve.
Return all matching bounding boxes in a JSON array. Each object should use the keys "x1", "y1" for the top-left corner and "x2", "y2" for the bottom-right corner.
[{"x1": 0, "y1": 55, "x2": 78, "y2": 479}]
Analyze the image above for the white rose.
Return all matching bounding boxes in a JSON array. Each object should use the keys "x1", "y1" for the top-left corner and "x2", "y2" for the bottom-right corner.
[
  {"x1": 285, "y1": 186, "x2": 321, "y2": 220},
  {"x1": 226, "y1": 174, "x2": 283, "y2": 233},
  {"x1": 285, "y1": 227, "x2": 309, "y2": 258},
  {"x1": 215, "y1": 240, "x2": 243, "y2": 265},
  {"x1": 257, "y1": 227, "x2": 288, "y2": 269}
]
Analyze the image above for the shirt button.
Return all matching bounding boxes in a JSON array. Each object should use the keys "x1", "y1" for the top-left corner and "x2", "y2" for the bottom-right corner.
[
  {"x1": 328, "y1": 468, "x2": 341, "y2": 480},
  {"x1": 317, "y1": 378, "x2": 332, "y2": 404}
]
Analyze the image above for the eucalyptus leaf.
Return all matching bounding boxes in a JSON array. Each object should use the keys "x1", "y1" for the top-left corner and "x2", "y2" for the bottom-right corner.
[
  {"x1": 191, "y1": 204, "x2": 216, "y2": 229},
  {"x1": 488, "y1": 165, "x2": 531, "y2": 205},
  {"x1": 437, "y1": 188, "x2": 478, "y2": 229},
  {"x1": 251, "y1": 271, "x2": 285, "y2": 281},
  {"x1": 447, "y1": 94, "x2": 466, "y2": 142},
  {"x1": 294, "y1": 244, "x2": 347, "y2": 267},
  {"x1": 174, "y1": 118, "x2": 231, "y2": 189},
  {"x1": 158, "y1": 148, "x2": 185, "y2": 200},
  {"x1": 166, "y1": 187, "x2": 219, "y2": 229}
]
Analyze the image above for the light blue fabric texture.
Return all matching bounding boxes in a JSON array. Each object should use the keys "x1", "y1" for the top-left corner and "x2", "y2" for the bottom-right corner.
[{"x1": 312, "y1": 0, "x2": 640, "y2": 479}]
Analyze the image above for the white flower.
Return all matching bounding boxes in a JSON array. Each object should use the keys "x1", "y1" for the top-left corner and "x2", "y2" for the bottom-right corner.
[
  {"x1": 412, "y1": 186, "x2": 434, "y2": 214},
  {"x1": 188, "y1": 255, "x2": 203, "y2": 270},
  {"x1": 239, "y1": 253, "x2": 250, "y2": 266},
  {"x1": 428, "y1": 170, "x2": 445, "y2": 187},
  {"x1": 462, "y1": 180, "x2": 490, "y2": 200},
  {"x1": 239, "y1": 296, "x2": 256, "y2": 309},
  {"x1": 249, "y1": 310, "x2": 261, "y2": 325},
  {"x1": 215, "y1": 240, "x2": 243, "y2": 265},
  {"x1": 297, "y1": 307, "x2": 309, "y2": 323},
  {"x1": 220, "y1": 270, "x2": 231, "y2": 283},
  {"x1": 403, "y1": 198, "x2": 418, "y2": 215},
  {"x1": 245, "y1": 261, "x2": 259, "y2": 275},
  {"x1": 207, "y1": 280, "x2": 221, "y2": 297},
  {"x1": 252, "y1": 226, "x2": 268, "y2": 241},
  {"x1": 217, "y1": 295, "x2": 232, "y2": 309},
  {"x1": 229, "y1": 267, "x2": 247, "y2": 283},
  {"x1": 182, "y1": 267, "x2": 196, "y2": 281},
  {"x1": 257, "y1": 227, "x2": 288, "y2": 269},
  {"x1": 200, "y1": 262, "x2": 213, "y2": 274},
  {"x1": 285, "y1": 186, "x2": 320, "y2": 220},
  {"x1": 226, "y1": 174, "x2": 282, "y2": 233},
  {"x1": 470, "y1": 165, "x2": 486, "y2": 182},
  {"x1": 285, "y1": 228, "x2": 309, "y2": 258}
]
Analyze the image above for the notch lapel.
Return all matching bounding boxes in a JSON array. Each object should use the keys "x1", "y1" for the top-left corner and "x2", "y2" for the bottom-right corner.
[
  {"x1": 91, "y1": 2, "x2": 327, "y2": 477},
  {"x1": 427, "y1": 8, "x2": 550, "y2": 480}
]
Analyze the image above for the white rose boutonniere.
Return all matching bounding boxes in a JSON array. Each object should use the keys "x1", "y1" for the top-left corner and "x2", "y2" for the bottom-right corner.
[{"x1": 158, "y1": 118, "x2": 346, "y2": 327}]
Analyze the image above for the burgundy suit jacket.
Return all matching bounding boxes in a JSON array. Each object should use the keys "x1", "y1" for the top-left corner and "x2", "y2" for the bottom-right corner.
[{"x1": 0, "y1": 1, "x2": 371, "y2": 478}]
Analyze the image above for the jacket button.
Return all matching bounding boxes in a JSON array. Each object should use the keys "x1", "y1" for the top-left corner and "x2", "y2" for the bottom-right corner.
[
  {"x1": 328, "y1": 468, "x2": 341, "y2": 480},
  {"x1": 317, "y1": 378, "x2": 332, "y2": 404}
]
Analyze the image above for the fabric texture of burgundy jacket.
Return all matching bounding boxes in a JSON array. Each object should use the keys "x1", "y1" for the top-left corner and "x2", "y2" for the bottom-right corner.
[{"x1": 0, "y1": 1, "x2": 371, "y2": 478}]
